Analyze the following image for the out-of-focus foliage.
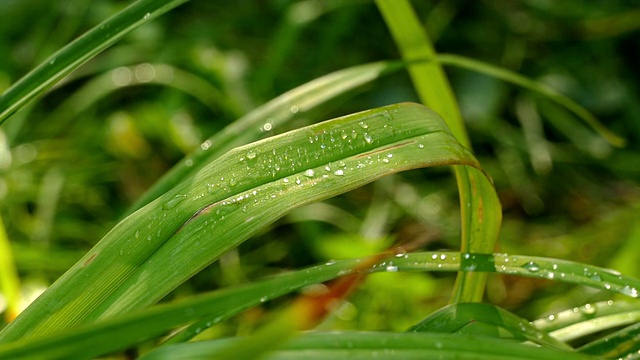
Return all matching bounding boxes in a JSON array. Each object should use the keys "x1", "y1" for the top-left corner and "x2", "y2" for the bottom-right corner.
[{"x1": 0, "y1": 0, "x2": 638, "y2": 339}]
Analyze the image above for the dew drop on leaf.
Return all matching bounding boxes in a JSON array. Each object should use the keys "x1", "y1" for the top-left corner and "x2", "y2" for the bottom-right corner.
[
  {"x1": 162, "y1": 194, "x2": 187, "y2": 210},
  {"x1": 523, "y1": 261, "x2": 540, "y2": 273}
]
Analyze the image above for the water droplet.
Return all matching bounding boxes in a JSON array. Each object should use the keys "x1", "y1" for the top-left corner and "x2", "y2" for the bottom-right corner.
[
  {"x1": 589, "y1": 273, "x2": 602, "y2": 282},
  {"x1": 363, "y1": 133, "x2": 372, "y2": 144},
  {"x1": 260, "y1": 296, "x2": 268, "y2": 303},
  {"x1": 229, "y1": 178, "x2": 237, "y2": 187},
  {"x1": 295, "y1": 178, "x2": 302, "y2": 185},
  {"x1": 580, "y1": 304, "x2": 596, "y2": 316},
  {"x1": 262, "y1": 122, "x2": 272, "y2": 131},
  {"x1": 359, "y1": 121, "x2": 369, "y2": 129},
  {"x1": 548, "y1": 314, "x2": 555, "y2": 321},
  {"x1": 340, "y1": 130, "x2": 348, "y2": 139},
  {"x1": 119, "y1": 249, "x2": 124, "y2": 256},
  {"x1": 185, "y1": 159, "x2": 193, "y2": 167},
  {"x1": 135, "y1": 231, "x2": 140, "y2": 239},
  {"x1": 350, "y1": 130, "x2": 357, "y2": 139},
  {"x1": 523, "y1": 261, "x2": 540, "y2": 273},
  {"x1": 418, "y1": 143, "x2": 425, "y2": 149},
  {"x1": 290, "y1": 105, "x2": 299, "y2": 113},
  {"x1": 334, "y1": 169, "x2": 344, "y2": 176},
  {"x1": 163, "y1": 194, "x2": 187, "y2": 210},
  {"x1": 143, "y1": 12, "x2": 151, "y2": 19},
  {"x1": 201, "y1": 140, "x2": 212, "y2": 150},
  {"x1": 386, "y1": 265, "x2": 398, "y2": 272},
  {"x1": 303, "y1": 169, "x2": 315, "y2": 177},
  {"x1": 246, "y1": 150, "x2": 256, "y2": 159},
  {"x1": 382, "y1": 157, "x2": 390, "y2": 163},
  {"x1": 283, "y1": 178, "x2": 289, "y2": 183},
  {"x1": 622, "y1": 285, "x2": 639, "y2": 298}
]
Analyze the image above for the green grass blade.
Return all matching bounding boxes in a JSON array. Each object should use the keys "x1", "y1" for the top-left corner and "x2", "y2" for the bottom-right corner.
[
  {"x1": 139, "y1": 332, "x2": 596, "y2": 360},
  {"x1": 46, "y1": 63, "x2": 242, "y2": 135},
  {"x1": 409, "y1": 303, "x2": 572, "y2": 350},
  {"x1": 0, "y1": 215, "x2": 21, "y2": 322},
  {"x1": 433, "y1": 54, "x2": 625, "y2": 147},
  {"x1": 0, "y1": 103, "x2": 484, "y2": 343},
  {"x1": 0, "y1": 0, "x2": 190, "y2": 124},
  {"x1": 577, "y1": 322, "x2": 640, "y2": 358},
  {"x1": 375, "y1": 0, "x2": 501, "y2": 303},
  {"x1": 533, "y1": 300, "x2": 640, "y2": 343},
  {"x1": 0, "y1": 250, "x2": 637, "y2": 358},
  {"x1": 125, "y1": 60, "x2": 404, "y2": 216}
]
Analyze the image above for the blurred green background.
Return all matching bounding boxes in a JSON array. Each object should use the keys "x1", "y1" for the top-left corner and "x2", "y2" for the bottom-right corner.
[{"x1": 1, "y1": 0, "x2": 639, "y2": 333}]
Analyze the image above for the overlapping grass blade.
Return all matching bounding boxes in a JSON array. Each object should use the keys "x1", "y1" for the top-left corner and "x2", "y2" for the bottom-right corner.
[
  {"x1": 533, "y1": 300, "x2": 640, "y2": 343},
  {"x1": 1, "y1": 251, "x2": 638, "y2": 359},
  {"x1": 0, "y1": 0, "x2": 190, "y2": 124},
  {"x1": 139, "y1": 332, "x2": 596, "y2": 360},
  {"x1": 409, "y1": 303, "x2": 571, "y2": 350},
  {"x1": 0, "y1": 103, "x2": 483, "y2": 343},
  {"x1": 125, "y1": 60, "x2": 404, "y2": 215},
  {"x1": 578, "y1": 322, "x2": 640, "y2": 358},
  {"x1": 375, "y1": 0, "x2": 501, "y2": 303}
]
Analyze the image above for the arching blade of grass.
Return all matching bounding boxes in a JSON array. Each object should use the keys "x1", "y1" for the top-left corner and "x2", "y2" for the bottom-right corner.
[
  {"x1": 46, "y1": 63, "x2": 242, "y2": 135},
  {"x1": 0, "y1": 0, "x2": 190, "y2": 124},
  {"x1": 533, "y1": 300, "x2": 640, "y2": 343},
  {"x1": 409, "y1": 303, "x2": 572, "y2": 350},
  {"x1": 125, "y1": 60, "x2": 404, "y2": 216},
  {"x1": 0, "y1": 103, "x2": 486, "y2": 343},
  {"x1": 375, "y1": 0, "x2": 502, "y2": 303},
  {"x1": 139, "y1": 332, "x2": 596, "y2": 360},
  {"x1": 1, "y1": 251, "x2": 638, "y2": 359},
  {"x1": 432, "y1": 54, "x2": 625, "y2": 147},
  {"x1": 578, "y1": 322, "x2": 640, "y2": 358}
]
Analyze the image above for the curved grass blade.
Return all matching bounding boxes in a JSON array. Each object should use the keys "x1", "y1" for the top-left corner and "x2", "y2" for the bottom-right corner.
[
  {"x1": 433, "y1": 54, "x2": 625, "y2": 147},
  {"x1": 125, "y1": 60, "x2": 404, "y2": 216},
  {"x1": 0, "y1": 251, "x2": 637, "y2": 358},
  {"x1": 533, "y1": 300, "x2": 640, "y2": 343},
  {"x1": 577, "y1": 322, "x2": 640, "y2": 358},
  {"x1": 0, "y1": 0, "x2": 190, "y2": 124},
  {"x1": 0, "y1": 103, "x2": 484, "y2": 343},
  {"x1": 46, "y1": 63, "x2": 242, "y2": 135},
  {"x1": 375, "y1": 0, "x2": 501, "y2": 304},
  {"x1": 409, "y1": 302, "x2": 572, "y2": 351},
  {"x1": 139, "y1": 332, "x2": 596, "y2": 360}
]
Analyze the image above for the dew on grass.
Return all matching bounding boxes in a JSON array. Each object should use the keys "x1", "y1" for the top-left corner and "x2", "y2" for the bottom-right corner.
[
  {"x1": 523, "y1": 261, "x2": 540, "y2": 273},
  {"x1": 162, "y1": 194, "x2": 187, "y2": 210}
]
